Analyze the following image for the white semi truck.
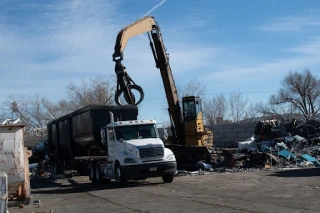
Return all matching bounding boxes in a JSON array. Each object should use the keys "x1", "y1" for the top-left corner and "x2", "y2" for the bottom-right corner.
[
  {"x1": 98, "y1": 112, "x2": 177, "y2": 184},
  {"x1": 48, "y1": 105, "x2": 177, "y2": 185}
]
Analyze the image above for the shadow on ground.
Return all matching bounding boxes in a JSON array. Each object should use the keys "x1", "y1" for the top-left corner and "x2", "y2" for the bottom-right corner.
[
  {"x1": 267, "y1": 168, "x2": 320, "y2": 177},
  {"x1": 31, "y1": 177, "x2": 165, "y2": 194}
]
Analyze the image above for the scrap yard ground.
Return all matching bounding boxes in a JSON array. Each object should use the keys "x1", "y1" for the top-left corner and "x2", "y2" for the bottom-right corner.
[{"x1": 11, "y1": 168, "x2": 320, "y2": 213}]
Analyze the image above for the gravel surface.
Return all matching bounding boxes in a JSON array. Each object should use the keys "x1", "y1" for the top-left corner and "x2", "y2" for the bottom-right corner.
[{"x1": 10, "y1": 168, "x2": 320, "y2": 213}]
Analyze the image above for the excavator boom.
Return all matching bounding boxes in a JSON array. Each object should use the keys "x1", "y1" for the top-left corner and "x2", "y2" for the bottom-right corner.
[
  {"x1": 112, "y1": 16, "x2": 184, "y2": 144},
  {"x1": 113, "y1": 16, "x2": 157, "y2": 60}
]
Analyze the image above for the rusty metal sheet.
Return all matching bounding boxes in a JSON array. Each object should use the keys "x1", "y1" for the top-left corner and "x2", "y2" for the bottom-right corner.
[
  {"x1": 263, "y1": 152, "x2": 279, "y2": 164},
  {"x1": 0, "y1": 124, "x2": 27, "y2": 196}
]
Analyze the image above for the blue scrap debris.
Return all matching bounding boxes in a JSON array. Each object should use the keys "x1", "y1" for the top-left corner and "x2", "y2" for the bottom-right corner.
[
  {"x1": 261, "y1": 145, "x2": 271, "y2": 153},
  {"x1": 278, "y1": 150, "x2": 296, "y2": 159},
  {"x1": 300, "y1": 154, "x2": 319, "y2": 166},
  {"x1": 196, "y1": 161, "x2": 213, "y2": 171}
]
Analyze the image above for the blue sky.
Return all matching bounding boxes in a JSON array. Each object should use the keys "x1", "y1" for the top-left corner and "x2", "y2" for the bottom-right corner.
[{"x1": 1, "y1": 0, "x2": 320, "y2": 123}]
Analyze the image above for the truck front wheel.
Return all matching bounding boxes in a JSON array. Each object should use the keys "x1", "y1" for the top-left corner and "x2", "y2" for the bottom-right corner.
[
  {"x1": 115, "y1": 163, "x2": 127, "y2": 186},
  {"x1": 162, "y1": 174, "x2": 174, "y2": 183}
]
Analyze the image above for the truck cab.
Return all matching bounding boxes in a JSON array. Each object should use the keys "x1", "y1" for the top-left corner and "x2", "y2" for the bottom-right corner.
[{"x1": 100, "y1": 117, "x2": 177, "y2": 184}]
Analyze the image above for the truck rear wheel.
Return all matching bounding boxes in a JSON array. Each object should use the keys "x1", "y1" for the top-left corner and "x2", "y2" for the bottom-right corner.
[
  {"x1": 115, "y1": 163, "x2": 127, "y2": 186},
  {"x1": 89, "y1": 164, "x2": 97, "y2": 183},
  {"x1": 162, "y1": 174, "x2": 174, "y2": 183},
  {"x1": 95, "y1": 164, "x2": 103, "y2": 183}
]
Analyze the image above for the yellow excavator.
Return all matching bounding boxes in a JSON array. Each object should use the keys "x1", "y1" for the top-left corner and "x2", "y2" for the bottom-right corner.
[{"x1": 112, "y1": 16, "x2": 213, "y2": 165}]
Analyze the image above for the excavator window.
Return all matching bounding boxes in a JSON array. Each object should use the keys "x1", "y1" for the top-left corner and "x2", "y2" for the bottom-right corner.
[
  {"x1": 183, "y1": 97, "x2": 202, "y2": 121},
  {"x1": 183, "y1": 99, "x2": 196, "y2": 121},
  {"x1": 196, "y1": 100, "x2": 201, "y2": 116}
]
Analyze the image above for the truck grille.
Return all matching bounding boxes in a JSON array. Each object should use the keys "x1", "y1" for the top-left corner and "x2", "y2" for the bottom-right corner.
[{"x1": 139, "y1": 147, "x2": 164, "y2": 159}]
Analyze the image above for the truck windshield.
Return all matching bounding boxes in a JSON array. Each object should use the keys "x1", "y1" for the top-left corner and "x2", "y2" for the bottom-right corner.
[{"x1": 114, "y1": 124, "x2": 158, "y2": 140}]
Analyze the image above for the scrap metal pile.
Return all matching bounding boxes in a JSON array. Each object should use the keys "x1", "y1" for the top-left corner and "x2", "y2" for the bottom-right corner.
[
  {"x1": 174, "y1": 117, "x2": 320, "y2": 176},
  {"x1": 235, "y1": 117, "x2": 320, "y2": 169}
]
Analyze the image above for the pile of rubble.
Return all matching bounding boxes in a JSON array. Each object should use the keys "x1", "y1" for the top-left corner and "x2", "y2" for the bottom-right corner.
[
  {"x1": 236, "y1": 118, "x2": 320, "y2": 169},
  {"x1": 29, "y1": 141, "x2": 51, "y2": 178},
  {"x1": 177, "y1": 117, "x2": 320, "y2": 176}
]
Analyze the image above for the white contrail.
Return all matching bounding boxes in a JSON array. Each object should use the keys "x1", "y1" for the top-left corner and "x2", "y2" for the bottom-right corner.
[{"x1": 144, "y1": 0, "x2": 167, "y2": 16}]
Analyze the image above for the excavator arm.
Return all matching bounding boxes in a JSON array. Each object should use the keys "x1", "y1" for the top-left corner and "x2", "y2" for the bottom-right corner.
[
  {"x1": 112, "y1": 17, "x2": 159, "y2": 106},
  {"x1": 112, "y1": 16, "x2": 185, "y2": 144},
  {"x1": 113, "y1": 17, "x2": 157, "y2": 60}
]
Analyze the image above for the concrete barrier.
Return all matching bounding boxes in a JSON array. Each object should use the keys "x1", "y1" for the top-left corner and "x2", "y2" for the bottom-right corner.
[
  {"x1": 209, "y1": 123, "x2": 257, "y2": 148},
  {"x1": 0, "y1": 172, "x2": 8, "y2": 213}
]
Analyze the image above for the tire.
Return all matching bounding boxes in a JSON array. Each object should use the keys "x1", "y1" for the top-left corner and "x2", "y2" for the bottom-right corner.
[
  {"x1": 124, "y1": 86, "x2": 136, "y2": 105},
  {"x1": 114, "y1": 163, "x2": 127, "y2": 186},
  {"x1": 89, "y1": 164, "x2": 97, "y2": 183},
  {"x1": 115, "y1": 85, "x2": 144, "y2": 106},
  {"x1": 95, "y1": 164, "x2": 101, "y2": 183},
  {"x1": 131, "y1": 85, "x2": 144, "y2": 105},
  {"x1": 95, "y1": 164, "x2": 107, "y2": 184},
  {"x1": 162, "y1": 174, "x2": 174, "y2": 183}
]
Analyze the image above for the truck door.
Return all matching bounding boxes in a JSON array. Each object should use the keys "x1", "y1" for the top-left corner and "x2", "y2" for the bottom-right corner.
[{"x1": 107, "y1": 127, "x2": 116, "y2": 161}]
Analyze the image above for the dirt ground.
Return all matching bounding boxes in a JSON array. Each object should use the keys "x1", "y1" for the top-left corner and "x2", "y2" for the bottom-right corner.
[{"x1": 9, "y1": 168, "x2": 320, "y2": 213}]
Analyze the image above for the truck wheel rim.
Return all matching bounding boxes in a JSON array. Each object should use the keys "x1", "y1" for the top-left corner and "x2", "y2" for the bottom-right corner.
[{"x1": 116, "y1": 167, "x2": 121, "y2": 182}]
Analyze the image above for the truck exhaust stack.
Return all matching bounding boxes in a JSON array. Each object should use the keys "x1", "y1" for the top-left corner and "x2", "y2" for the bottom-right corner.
[{"x1": 109, "y1": 111, "x2": 114, "y2": 123}]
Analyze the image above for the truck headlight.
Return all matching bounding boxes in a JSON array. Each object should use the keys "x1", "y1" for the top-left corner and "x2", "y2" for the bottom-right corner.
[
  {"x1": 166, "y1": 154, "x2": 175, "y2": 161},
  {"x1": 136, "y1": 148, "x2": 140, "y2": 158},
  {"x1": 124, "y1": 158, "x2": 137, "y2": 163}
]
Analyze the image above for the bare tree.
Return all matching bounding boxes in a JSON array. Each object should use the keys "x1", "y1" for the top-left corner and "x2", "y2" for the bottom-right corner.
[
  {"x1": 59, "y1": 75, "x2": 116, "y2": 113},
  {"x1": 0, "y1": 94, "x2": 50, "y2": 133},
  {"x1": 270, "y1": 69, "x2": 320, "y2": 118},
  {"x1": 243, "y1": 103, "x2": 261, "y2": 122},
  {"x1": 41, "y1": 98, "x2": 67, "y2": 120},
  {"x1": 255, "y1": 101, "x2": 299, "y2": 121},
  {"x1": 160, "y1": 78, "x2": 207, "y2": 112},
  {"x1": 203, "y1": 97, "x2": 216, "y2": 125},
  {"x1": 179, "y1": 79, "x2": 207, "y2": 97},
  {"x1": 203, "y1": 93, "x2": 228, "y2": 125},
  {"x1": 0, "y1": 74, "x2": 116, "y2": 133},
  {"x1": 229, "y1": 91, "x2": 248, "y2": 123}
]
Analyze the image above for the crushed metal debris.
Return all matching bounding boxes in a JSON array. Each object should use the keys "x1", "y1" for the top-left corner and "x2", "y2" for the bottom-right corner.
[
  {"x1": 174, "y1": 117, "x2": 320, "y2": 176},
  {"x1": 235, "y1": 118, "x2": 320, "y2": 169}
]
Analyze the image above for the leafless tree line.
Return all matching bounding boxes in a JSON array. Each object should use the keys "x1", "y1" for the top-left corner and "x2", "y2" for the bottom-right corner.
[
  {"x1": 1, "y1": 69, "x2": 319, "y2": 131},
  {"x1": 178, "y1": 80, "x2": 250, "y2": 124},
  {"x1": 254, "y1": 70, "x2": 320, "y2": 121},
  {"x1": 180, "y1": 69, "x2": 320, "y2": 125},
  {"x1": 202, "y1": 91, "x2": 249, "y2": 125},
  {"x1": 0, "y1": 75, "x2": 115, "y2": 133}
]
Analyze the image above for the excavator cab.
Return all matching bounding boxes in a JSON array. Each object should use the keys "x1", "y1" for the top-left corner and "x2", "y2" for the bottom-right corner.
[
  {"x1": 182, "y1": 96, "x2": 211, "y2": 146},
  {"x1": 182, "y1": 96, "x2": 202, "y2": 121}
]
